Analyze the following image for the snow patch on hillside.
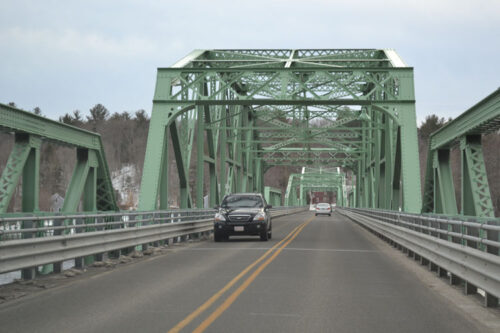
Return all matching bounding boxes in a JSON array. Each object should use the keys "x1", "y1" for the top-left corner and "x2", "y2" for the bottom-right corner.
[{"x1": 112, "y1": 164, "x2": 139, "y2": 209}]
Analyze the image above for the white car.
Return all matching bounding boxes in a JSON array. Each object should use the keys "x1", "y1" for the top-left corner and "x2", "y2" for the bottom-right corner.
[{"x1": 315, "y1": 203, "x2": 332, "y2": 216}]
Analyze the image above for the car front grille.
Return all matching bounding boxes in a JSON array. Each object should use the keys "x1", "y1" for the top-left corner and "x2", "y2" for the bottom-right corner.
[{"x1": 227, "y1": 214, "x2": 252, "y2": 223}]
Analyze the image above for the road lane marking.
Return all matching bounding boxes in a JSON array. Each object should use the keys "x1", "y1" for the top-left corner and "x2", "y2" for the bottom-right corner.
[
  {"x1": 166, "y1": 220, "x2": 307, "y2": 333},
  {"x1": 192, "y1": 218, "x2": 313, "y2": 333},
  {"x1": 180, "y1": 247, "x2": 378, "y2": 253}
]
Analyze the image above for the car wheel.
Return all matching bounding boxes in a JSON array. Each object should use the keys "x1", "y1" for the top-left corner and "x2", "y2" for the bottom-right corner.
[
  {"x1": 214, "y1": 230, "x2": 225, "y2": 242},
  {"x1": 260, "y1": 228, "x2": 269, "y2": 241},
  {"x1": 267, "y1": 230, "x2": 272, "y2": 239}
]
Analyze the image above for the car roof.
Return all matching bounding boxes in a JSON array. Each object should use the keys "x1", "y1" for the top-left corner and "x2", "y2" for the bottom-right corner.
[{"x1": 226, "y1": 193, "x2": 263, "y2": 196}]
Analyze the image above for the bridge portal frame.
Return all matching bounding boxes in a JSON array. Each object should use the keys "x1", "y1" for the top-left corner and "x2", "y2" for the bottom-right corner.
[{"x1": 138, "y1": 49, "x2": 422, "y2": 213}]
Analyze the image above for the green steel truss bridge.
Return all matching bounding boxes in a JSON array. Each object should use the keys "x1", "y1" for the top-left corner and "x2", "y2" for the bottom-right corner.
[
  {"x1": 284, "y1": 167, "x2": 347, "y2": 207},
  {"x1": 139, "y1": 48, "x2": 421, "y2": 213},
  {"x1": 1, "y1": 49, "x2": 498, "y2": 218},
  {"x1": 1, "y1": 49, "x2": 500, "y2": 306}
]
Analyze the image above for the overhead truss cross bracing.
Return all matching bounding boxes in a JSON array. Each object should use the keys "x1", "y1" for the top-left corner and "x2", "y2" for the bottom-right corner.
[{"x1": 138, "y1": 49, "x2": 421, "y2": 213}]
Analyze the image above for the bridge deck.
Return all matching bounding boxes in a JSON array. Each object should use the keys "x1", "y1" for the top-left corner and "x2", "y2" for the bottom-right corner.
[{"x1": 0, "y1": 212, "x2": 494, "y2": 332}]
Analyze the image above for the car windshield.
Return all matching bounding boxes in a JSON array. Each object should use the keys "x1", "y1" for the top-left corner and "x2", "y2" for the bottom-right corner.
[
  {"x1": 221, "y1": 195, "x2": 263, "y2": 208},
  {"x1": 317, "y1": 203, "x2": 330, "y2": 208}
]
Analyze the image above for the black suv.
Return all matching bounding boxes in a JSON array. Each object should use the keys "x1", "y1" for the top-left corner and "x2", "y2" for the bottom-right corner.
[{"x1": 214, "y1": 193, "x2": 272, "y2": 242}]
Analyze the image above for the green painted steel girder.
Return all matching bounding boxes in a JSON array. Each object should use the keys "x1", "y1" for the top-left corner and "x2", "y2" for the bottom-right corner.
[
  {"x1": 284, "y1": 167, "x2": 347, "y2": 206},
  {"x1": 429, "y1": 89, "x2": 500, "y2": 150},
  {"x1": 264, "y1": 186, "x2": 282, "y2": 206},
  {"x1": 139, "y1": 49, "x2": 421, "y2": 213},
  {"x1": 423, "y1": 89, "x2": 500, "y2": 218},
  {"x1": 0, "y1": 104, "x2": 118, "y2": 213}
]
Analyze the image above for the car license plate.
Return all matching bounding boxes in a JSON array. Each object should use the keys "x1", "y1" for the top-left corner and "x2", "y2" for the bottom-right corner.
[{"x1": 234, "y1": 226, "x2": 244, "y2": 232}]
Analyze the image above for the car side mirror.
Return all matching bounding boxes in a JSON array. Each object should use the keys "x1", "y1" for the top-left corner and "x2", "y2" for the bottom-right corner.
[{"x1": 266, "y1": 205, "x2": 272, "y2": 210}]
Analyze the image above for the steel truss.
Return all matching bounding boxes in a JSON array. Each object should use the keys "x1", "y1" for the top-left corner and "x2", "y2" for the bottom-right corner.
[
  {"x1": 423, "y1": 88, "x2": 500, "y2": 218},
  {"x1": 138, "y1": 49, "x2": 421, "y2": 212},
  {"x1": 0, "y1": 104, "x2": 118, "y2": 214},
  {"x1": 284, "y1": 167, "x2": 347, "y2": 207},
  {"x1": 264, "y1": 186, "x2": 282, "y2": 206}
]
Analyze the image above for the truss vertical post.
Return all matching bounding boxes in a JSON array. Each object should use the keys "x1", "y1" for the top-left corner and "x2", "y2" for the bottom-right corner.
[
  {"x1": 159, "y1": 127, "x2": 170, "y2": 209},
  {"x1": 255, "y1": 159, "x2": 263, "y2": 194},
  {"x1": 433, "y1": 149, "x2": 458, "y2": 215},
  {"x1": 461, "y1": 135, "x2": 494, "y2": 217},
  {"x1": 21, "y1": 136, "x2": 41, "y2": 212},
  {"x1": 392, "y1": 128, "x2": 402, "y2": 210},
  {"x1": 234, "y1": 106, "x2": 244, "y2": 192},
  {"x1": 373, "y1": 110, "x2": 382, "y2": 208},
  {"x1": 204, "y1": 102, "x2": 219, "y2": 207},
  {"x1": 138, "y1": 102, "x2": 171, "y2": 210},
  {"x1": 220, "y1": 107, "x2": 228, "y2": 198},
  {"x1": 397, "y1": 74, "x2": 422, "y2": 213},
  {"x1": 170, "y1": 121, "x2": 192, "y2": 208},
  {"x1": 422, "y1": 143, "x2": 435, "y2": 214},
  {"x1": 383, "y1": 116, "x2": 394, "y2": 209},
  {"x1": 196, "y1": 105, "x2": 205, "y2": 208},
  {"x1": 82, "y1": 166, "x2": 97, "y2": 265}
]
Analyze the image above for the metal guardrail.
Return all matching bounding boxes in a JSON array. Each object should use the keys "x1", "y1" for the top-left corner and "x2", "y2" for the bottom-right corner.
[
  {"x1": 0, "y1": 206, "x2": 307, "y2": 276},
  {"x1": 338, "y1": 208, "x2": 500, "y2": 307}
]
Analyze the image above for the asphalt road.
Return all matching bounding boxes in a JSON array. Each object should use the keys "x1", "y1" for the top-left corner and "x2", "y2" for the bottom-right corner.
[{"x1": 0, "y1": 211, "x2": 491, "y2": 332}]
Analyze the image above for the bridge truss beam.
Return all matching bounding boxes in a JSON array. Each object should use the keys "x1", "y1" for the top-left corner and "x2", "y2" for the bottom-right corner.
[
  {"x1": 423, "y1": 88, "x2": 500, "y2": 218},
  {"x1": 138, "y1": 49, "x2": 421, "y2": 213},
  {"x1": 0, "y1": 104, "x2": 118, "y2": 214}
]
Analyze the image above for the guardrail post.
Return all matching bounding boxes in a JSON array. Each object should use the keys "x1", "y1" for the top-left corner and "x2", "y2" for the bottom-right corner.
[
  {"x1": 21, "y1": 218, "x2": 37, "y2": 280},
  {"x1": 449, "y1": 273, "x2": 460, "y2": 285},
  {"x1": 141, "y1": 213, "x2": 151, "y2": 251},
  {"x1": 437, "y1": 266, "x2": 447, "y2": 278},
  {"x1": 429, "y1": 262, "x2": 438, "y2": 272},
  {"x1": 122, "y1": 215, "x2": 136, "y2": 255},
  {"x1": 94, "y1": 216, "x2": 106, "y2": 261},
  {"x1": 464, "y1": 282, "x2": 477, "y2": 295},
  {"x1": 75, "y1": 217, "x2": 85, "y2": 268},
  {"x1": 107, "y1": 214, "x2": 122, "y2": 258},
  {"x1": 50, "y1": 216, "x2": 63, "y2": 273},
  {"x1": 485, "y1": 293, "x2": 499, "y2": 308},
  {"x1": 180, "y1": 212, "x2": 187, "y2": 242},
  {"x1": 466, "y1": 217, "x2": 479, "y2": 250},
  {"x1": 151, "y1": 212, "x2": 160, "y2": 247},
  {"x1": 487, "y1": 221, "x2": 499, "y2": 255},
  {"x1": 161, "y1": 212, "x2": 170, "y2": 246}
]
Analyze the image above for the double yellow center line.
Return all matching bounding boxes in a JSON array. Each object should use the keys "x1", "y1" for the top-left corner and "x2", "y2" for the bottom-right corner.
[{"x1": 168, "y1": 216, "x2": 313, "y2": 333}]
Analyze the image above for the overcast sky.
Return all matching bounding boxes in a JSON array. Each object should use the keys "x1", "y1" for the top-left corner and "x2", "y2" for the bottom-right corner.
[{"x1": 0, "y1": 0, "x2": 499, "y2": 124}]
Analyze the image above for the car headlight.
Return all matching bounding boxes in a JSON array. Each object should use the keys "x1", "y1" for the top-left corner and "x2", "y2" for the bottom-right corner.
[
  {"x1": 254, "y1": 211, "x2": 266, "y2": 221},
  {"x1": 214, "y1": 213, "x2": 226, "y2": 222}
]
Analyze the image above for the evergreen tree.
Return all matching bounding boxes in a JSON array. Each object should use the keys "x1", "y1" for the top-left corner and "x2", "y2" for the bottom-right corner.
[
  {"x1": 419, "y1": 115, "x2": 452, "y2": 141},
  {"x1": 87, "y1": 104, "x2": 109, "y2": 131}
]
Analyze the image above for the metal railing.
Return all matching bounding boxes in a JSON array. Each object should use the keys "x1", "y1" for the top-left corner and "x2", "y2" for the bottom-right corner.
[
  {"x1": 0, "y1": 206, "x2": 307, "y2": 276},
  {"x1": 339, "y1": 208, "x2": 500, "y2": 307}
]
